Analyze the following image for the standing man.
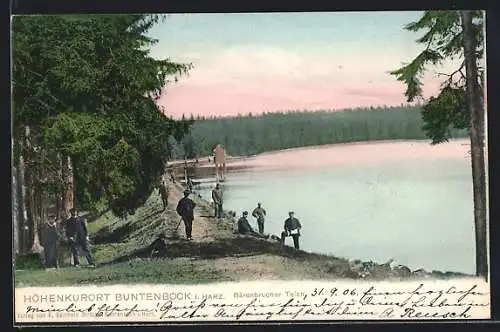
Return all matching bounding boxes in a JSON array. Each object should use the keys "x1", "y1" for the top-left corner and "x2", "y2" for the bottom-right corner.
[
  {"x1": 211, "y1": 183, "x2": 223, "y2": 219},
  {"x1": 187, "y1": 177, "x2": 194, "y2": 193},
  {"x1": 252, "y1": 202, "x2": 267, "y2": 234},
  {"x1": 176, "y1": 190, "x2": 196, "y2": 240},
  {"x1": 41, "y1": 214, "x2": 59, "y2": 268},
  {"x1": 64, "y1": 208, "x2": 95, "y2": 267},
  {"x1": 158, "y1": 178, "x2": 169, "y2": 211},
  {"x1": 281, "y1": 211, "x2": 302, "y2": 250}
]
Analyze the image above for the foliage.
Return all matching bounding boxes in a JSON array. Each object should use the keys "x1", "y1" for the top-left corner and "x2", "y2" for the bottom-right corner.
[
  {"x1": 422, "y1": 86, "x2": 468, "y2": 144},
  {"x1": 390, "y1": 10, "x2": 484, "y2": 144},
  {"x1": 12, "y1": 14, "x2": 193, "y2": 217},
  {"x1": 169, "y1": 106, "x2": 468, "y2": 158},
  {"x1": 15, "y1": 253, "x2": 45, "y2": 270}
]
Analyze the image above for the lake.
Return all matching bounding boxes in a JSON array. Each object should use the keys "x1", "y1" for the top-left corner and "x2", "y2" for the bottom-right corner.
[{"x1": 195, "y1": 139, "x2": 477, "y2": 274}]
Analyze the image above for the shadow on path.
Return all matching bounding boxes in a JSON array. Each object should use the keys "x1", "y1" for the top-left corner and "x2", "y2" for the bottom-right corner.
[{"x1": 99, "y1": 235, "x2": 342, "y2": 267}]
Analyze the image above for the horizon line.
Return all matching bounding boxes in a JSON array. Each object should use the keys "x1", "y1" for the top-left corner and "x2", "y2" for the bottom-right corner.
[{"x1": 159, "y1": 101, "x2": 424, "y2": 120}]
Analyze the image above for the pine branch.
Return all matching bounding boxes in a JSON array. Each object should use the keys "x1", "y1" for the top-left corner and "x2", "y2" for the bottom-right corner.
[{"x1": 436, "y1": 60, "x2": 466, "y2": 87}]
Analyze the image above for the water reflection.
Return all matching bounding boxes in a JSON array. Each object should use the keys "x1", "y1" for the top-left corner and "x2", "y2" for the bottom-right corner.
[{"x1": 196, "y1": 139, "x2": 475, "y2": 274}]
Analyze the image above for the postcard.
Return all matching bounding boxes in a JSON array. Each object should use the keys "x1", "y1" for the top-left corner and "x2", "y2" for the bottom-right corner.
[{"x1": 12, "y1": 10, "x2": 490, "y2": 324}]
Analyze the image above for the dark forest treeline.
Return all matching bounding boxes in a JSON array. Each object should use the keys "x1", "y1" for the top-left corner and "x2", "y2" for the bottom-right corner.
[{"x1": 169, "y1": 105, "x2": 469, "y2": 158}]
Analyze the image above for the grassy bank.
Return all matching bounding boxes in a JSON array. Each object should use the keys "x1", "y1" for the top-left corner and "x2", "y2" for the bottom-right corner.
[{"x1": 15, "y1": 181, "x2": 470, "y2": 287}]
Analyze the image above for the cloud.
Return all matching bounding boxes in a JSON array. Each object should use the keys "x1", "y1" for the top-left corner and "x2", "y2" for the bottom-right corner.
[{"x1": 159, "y1": 45, "x2": 454, "y2": 118}]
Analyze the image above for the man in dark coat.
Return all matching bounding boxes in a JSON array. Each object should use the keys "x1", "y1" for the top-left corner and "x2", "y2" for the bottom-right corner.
[
  {"x1": 41, "y1": 214, "x2": 59, "y2": 268},
  {"x1": 176, "y1": 190, "x2": 196, "y2": 240},
  {"x1": 238, "y1": 211, "x2": 268, "y2": 239},
  {"x1": 211, "y1": 183, "x2": 223, "y2": 219},
  {"x1": 281, "y1": 211, "x2": 302, "y2": 249},
  {"x1": 252, "y1": 202, "x2": 267, "y2": 234},
  {"x1": 64, "y1": 208, "x2": 95, "y2": 267}
]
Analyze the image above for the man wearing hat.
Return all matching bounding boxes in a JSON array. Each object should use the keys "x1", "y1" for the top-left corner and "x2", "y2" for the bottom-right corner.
[
  {"x1": 281, "y1": 211, "x2": 302, "y2": 249},
  {"x1": 41, "y1": 214, "x2": 59, "y2": 268},
  {"x1": 158, "y1": 178, "x2": 169, "y2": 212},
  {"x1": 237, "y1": 211, "x2": 269, "y2": 239},
  {"x1": 211, "y1": 183, "x2": 223, "y2": 219},
  {"x1": 176, "y1": 189, "x2": 196, "y2": 240},
  {"x1": 237, "y1": 211, "x2": 253, "y2": 234},
  {"x1": 64, "y1": 207, "x2": 95, "y2": 267},
  {"x1": 252, "y1": 202, "x2": 267, "y2": 234}
]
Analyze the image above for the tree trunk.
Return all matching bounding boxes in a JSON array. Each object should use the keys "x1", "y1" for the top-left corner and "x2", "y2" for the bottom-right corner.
[
  {"x1": 460, "y1": 10, "x2": 488, "y2": 280},
  {"x1": 27, "y1": 173, "x2": 42, "y2": 252},
  {"x1": 18, "y1": 132, "x2": 28, "y2": 254},
  {"x1": 31, "y1": 183, "x2": 43, "y2": 252},
  {"x1": 12, "y1": 149, "x2": 19, "y2": 256},
  {"x1": 24, "y1": 125, "x2": 42, "y2": 253},
  {"x1": 56, "y1": 153, "x2": 64, "y2": 220},
  {"x1": 61, "y1": 154, "x2": 75, "y2": 216}
]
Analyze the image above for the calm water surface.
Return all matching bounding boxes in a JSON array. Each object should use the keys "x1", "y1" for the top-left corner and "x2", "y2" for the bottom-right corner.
[{"x1": 196, "y1": 139, "x2": 476, "y2": 274}]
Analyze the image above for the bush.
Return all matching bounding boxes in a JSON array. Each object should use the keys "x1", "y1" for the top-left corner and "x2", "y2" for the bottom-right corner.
[{"x1": 15, "y1": 252, "x2": 45, "y2": 270}]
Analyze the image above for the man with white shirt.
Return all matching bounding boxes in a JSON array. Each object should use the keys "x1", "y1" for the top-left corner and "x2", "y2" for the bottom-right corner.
[{"x1": 281, "y1": 211, "x2": 302, "y2": 249}]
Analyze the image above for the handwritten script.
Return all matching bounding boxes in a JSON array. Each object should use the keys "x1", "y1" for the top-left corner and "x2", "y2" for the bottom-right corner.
[{"x1": 15, "y1": 280, "x2": 490, "y2": 322}]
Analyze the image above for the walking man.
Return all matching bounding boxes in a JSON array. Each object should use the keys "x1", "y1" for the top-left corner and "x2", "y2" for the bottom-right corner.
[
  {"x1": 281, "y1": 211, "x2": 302, "y2": 250},
  {"x1": 64, "y1": 208, "x2": 95, "y2": 267},
  {"x1": 41, "y1": 214, "x2": 59, "y2": 268},
  {"x1": 252, "y1": 202, "x2": 267, "y2": 234},
  {"x1": 211, "y1": 183, "x2": 223, "y2": 219},
  {"x1": 176, "y1": 190, "x2": 196, "y2": 240}
]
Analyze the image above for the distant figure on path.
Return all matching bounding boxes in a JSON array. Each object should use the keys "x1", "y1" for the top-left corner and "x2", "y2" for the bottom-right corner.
[
  {"x1": 281, "y1": 211, "x2": 302, "y2": 249},
  {"x1": 41, "y1": 214, "x2": 59, "y2": 268},
  {"x1": 64, "y1": 208, "x2": 95, "y2": 267},
  {"x1": 211, "y1": 183, "x2": 223, "y2": 219},
  {"x1": 168, "y1": 169, "x2": 176, "y2": 183},
  {"x1": 252, "y1": 202, "x2": 267, "y2": 234},
  {"x1": 158, "y1": 179, "x2": 169, "y2": 211},
  {"x1": 237, "y1": 211, "x2": 268, "y2": 239},
  {"x1": 213, "y1": 144, "x2": 227, "y2": 181},
  {"x1": 187, "y1": 177, "x2": 194, "y2": 193},
  {"x1": 176, "y1": 190, "x2": 196, "y2": 240}
]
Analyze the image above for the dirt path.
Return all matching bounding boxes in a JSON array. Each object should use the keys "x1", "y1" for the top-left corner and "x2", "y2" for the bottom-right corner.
[
  {"x1": 124, "y1": 178, "x2": 468, "y2": 282},
  {"x1": 166, "y1": 181, "x2": 234, "y2": 243},
  {"x1": 163, "y1": 180, "x2": 356, "y2": 281}
]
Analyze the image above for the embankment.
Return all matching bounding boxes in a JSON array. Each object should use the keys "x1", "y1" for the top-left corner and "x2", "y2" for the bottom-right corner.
[{"x1": 15, "y1": 179, "x2": 470, "y2": 286}]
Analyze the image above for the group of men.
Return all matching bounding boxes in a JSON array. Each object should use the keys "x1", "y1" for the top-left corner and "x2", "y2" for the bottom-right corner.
[
  {"x1": 175, "y1": 183, "x2": 303, "y2": 249},
  {"x1": 40, "y1": 208, "x2": 95, "y2": 269},
  {"x1": 237, "y1": 209, "x2": 302, "y2": 249}
]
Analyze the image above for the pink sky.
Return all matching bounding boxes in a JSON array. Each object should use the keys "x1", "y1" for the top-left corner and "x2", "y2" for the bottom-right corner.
[
  {"x1": 149, "y1": 13, "x2": 460, "y2": 119},
  {"x1": 156, "y1": 46, "x2": 447, "y2": 118}
]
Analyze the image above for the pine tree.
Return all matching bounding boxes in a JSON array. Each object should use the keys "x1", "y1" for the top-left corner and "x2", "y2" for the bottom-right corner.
[{"x1": 390, "y1": 10, "x2": 487, "y2": 279}]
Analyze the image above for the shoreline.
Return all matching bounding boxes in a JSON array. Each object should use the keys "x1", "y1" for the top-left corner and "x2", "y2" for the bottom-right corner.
[
  {"x1": 170, "y1": 138, "x2": 472, "y2": 180},
  {"x1": 170, "y1": 137, "x2": 471, "y2": 165},
  {"x1": 14, "y1": 176, "x2": 472, "y2": 286},
  {"x1": 254, "y1": 137, "x2": 470, "y2": 157},
  {"x1": 174, "y1": 181, "x2": 471, "y2": 281}
]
